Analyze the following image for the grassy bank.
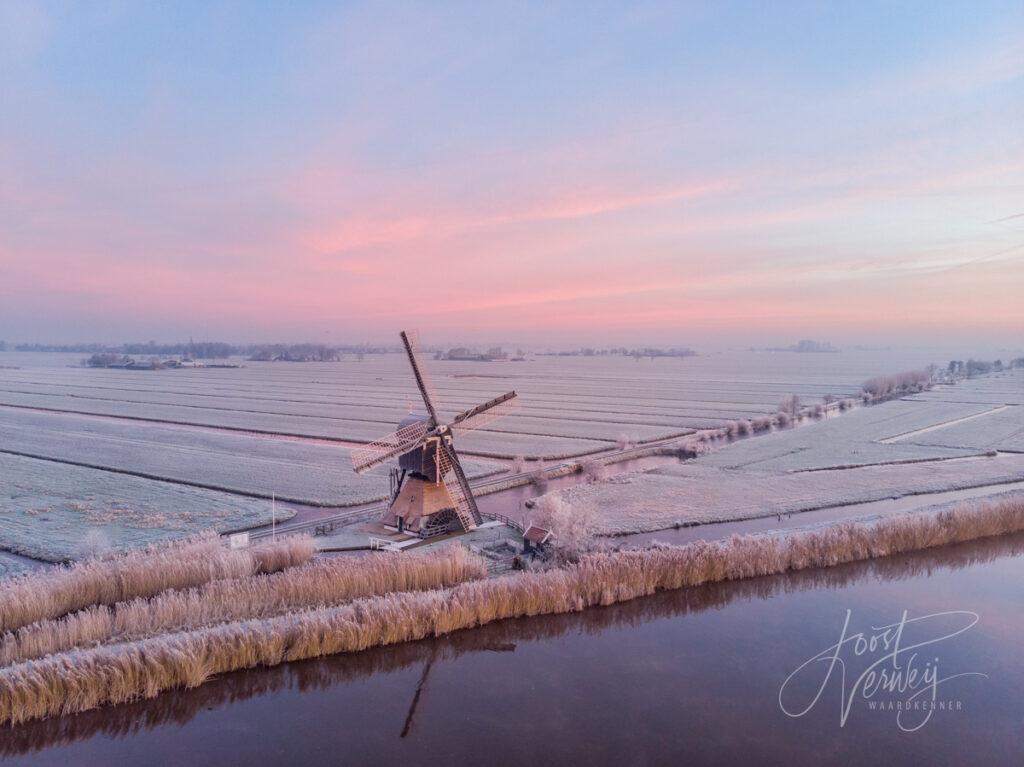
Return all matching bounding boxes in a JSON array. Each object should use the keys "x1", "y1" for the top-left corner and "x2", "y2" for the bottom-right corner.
[
  {"x1": 0, "y1": 533, "x2": 314, "y2": 634},
  {"x1": 0, "y1": 546, "x2": 484, "y2": 666},
  {"x1": 1, "y1": 495, "x2": 1022, "y2": 725}
]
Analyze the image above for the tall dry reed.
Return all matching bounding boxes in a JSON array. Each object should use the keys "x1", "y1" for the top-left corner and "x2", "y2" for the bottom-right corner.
[
  {"x1": 1, "y1": 496, "x2": 1022, "y2": 724},
  {"x1": 0, "y1": 546, "x2": 484, "y2": 665},
  {"x1": 0, "y1": 534, "x2": 314, "y2": 635}
]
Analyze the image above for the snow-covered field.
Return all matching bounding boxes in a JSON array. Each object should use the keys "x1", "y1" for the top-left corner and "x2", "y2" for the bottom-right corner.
[
  {"x1": 559, "y1": 454, "x2": 1024, "y2": 534},
  {"x1": 550, "y1": 370, "x2": 1024, "y2": 534},
  {"x1": 879, "y1": 373, "x2": 1024, "y2": 453},
  {"x1": 0, "y1": 408, "x2": 501, "y2": 506},
  {"x1": 892, "y1": 406, "x2": 1024, "y2": 452},
  {"x1": 890, "y1": 370, "x2": 1024, "y2": 453},
  {"x1": 697, "y1": 400, "x2": 991, "y2": 472},
  {"x1": 0, "y1": 348, "x2": 919, "y2": 460},
  {"x1": 0, "y1": 389, "x2": 678, "y2": 447},
  {"x1": 0, "y1": 349, "x2": 1013, "y2": 556},
  {"x1": 906, "y1": 370, "x2": 1024, "y2": 406},
  {"x1": 0, "y1": 453, "x2": 292, "y2": 561}
]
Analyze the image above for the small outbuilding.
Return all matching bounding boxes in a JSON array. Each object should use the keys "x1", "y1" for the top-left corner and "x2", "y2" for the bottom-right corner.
[{"x1": 522, "y1": 525, "x2": 554, "y2": 555}]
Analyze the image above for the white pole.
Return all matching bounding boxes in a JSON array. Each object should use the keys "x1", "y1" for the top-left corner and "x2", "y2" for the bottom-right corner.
[{"x1": 272, "y1": 493, "x2": 276, "y2": 539}]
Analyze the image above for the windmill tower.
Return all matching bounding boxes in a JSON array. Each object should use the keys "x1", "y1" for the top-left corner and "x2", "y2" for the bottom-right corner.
[{"x1": 351, "y1": 331, "x2": 518, "y2": 538}]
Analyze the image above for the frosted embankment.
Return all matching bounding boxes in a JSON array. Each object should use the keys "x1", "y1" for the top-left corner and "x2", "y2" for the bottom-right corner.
[
  {"x1": 0, "y1": 533, "x2": 314, "y2": 634},
  {"x1": 0, "y1": 544, "x2": 485, "y2": 666},
  {"x1": 1, "y1": 495, "x2": 1022, "y2": 724}
]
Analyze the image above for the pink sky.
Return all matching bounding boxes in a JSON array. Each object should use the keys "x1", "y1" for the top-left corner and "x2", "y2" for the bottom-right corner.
[{"x1": 1, "y1": 3, "x2": 1022, "y2": 347}]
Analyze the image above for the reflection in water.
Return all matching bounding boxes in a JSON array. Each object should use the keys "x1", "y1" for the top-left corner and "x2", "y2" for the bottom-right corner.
[{"x1": 4, "y1": 531, "x2": 1022, "y2": 758}]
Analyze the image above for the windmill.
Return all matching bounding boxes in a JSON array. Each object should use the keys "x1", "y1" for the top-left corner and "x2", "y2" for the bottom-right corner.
[{"x1": 351, "y1": 331, "x2": 518, "y2": 538}]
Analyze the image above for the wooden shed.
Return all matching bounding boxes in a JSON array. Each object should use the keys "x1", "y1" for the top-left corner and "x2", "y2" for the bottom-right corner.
[{"x1": 522, "y1": 525, "x2": 554, "y2": 555}]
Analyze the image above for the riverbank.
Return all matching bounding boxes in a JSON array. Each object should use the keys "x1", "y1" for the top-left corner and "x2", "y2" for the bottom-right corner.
[{"x1": 1, "y1": 494, "x2": 1021, "y2": 724}]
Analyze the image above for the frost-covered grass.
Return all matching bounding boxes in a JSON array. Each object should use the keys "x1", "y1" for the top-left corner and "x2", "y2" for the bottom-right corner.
[
  {"x1": 0, "y1": 382, "x2": 777, "y2": 429},
  {"x1": 0, "y1": 393, "x2": 609, "y2": 459},
  {"x1": 0, "y1": 389, "x2": 675, "y2": 446},
  {"x1": 552, "y1": 454, "x2": 1024, "y2": 534},
  {"x1": 905, "y1": 369, "x2": 1024, "y2": 407},
  {"x1": 0, "y1": 556, "x2": 33, "y2": 582},
  {"x1": 699, "y1": 398, "x2": 995, "y2": 471},
  {"x1": 0, "y1": 533, "x2": 314, "y2": 633},
  {"x1": 0, "y1": 409, "x2": 501, "y2": 506},
  {"x1": 0, "y1": 454, "x2": 299, "y2": 562},
  {"x1": 892, "y1": 407, "x2": 1024, "y2": 452},
  {"x1": 0, "y1": 348, "x2": 899, "y2": 461},
  {"x1": 891, "y1": 370, "x2": 1024, "y2": 452},
  {"x1": 701, "y1": 438, "x2": 980, "y2": 473},
  {"x1": 0, "y1": 545, "x2": 484, "y2": 666},
  {"x1": 0, "y1": 351, "x2": 991, "y2": 565},
  {"x1": 453, "y1": 431, "x2": 611, "y2": 459},
  {"x1": 0, "y1": 493, "x2": 1021, "y2": 724},
  {"x1": 0, "y1": 381, "x2": 698, "y2": 441},
  {"x1": 563, "y1": 373, "x2": 1024, "y2": 533},
  {"x1": 0, "y1": 390, "x2": 417, "y2": 442},
  {"x1": 457, "y1": 414, "x2": 689, "y2": 442}
]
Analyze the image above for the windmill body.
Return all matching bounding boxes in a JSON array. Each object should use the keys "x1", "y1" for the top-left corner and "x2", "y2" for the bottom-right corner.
[
  {"x1": 383, "y1": 414, "x2": 458, "y2": 535},
  {"x1": 351, "y1": 331, "x2": 519, "y2": 539}
]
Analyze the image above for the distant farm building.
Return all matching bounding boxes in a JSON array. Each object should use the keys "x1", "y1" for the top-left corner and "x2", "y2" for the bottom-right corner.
[{"x1": 435, "y1": 347, "x2": 508, "y2": 361}]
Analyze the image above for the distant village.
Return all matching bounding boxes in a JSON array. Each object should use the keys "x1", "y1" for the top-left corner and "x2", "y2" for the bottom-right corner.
[
  {"x1": 752, "y1": 339, "x2": 839, "y2": 353},
  {"x1": 5, "y1": 340, "x2": 713, "y2": 369},
  {"x1": 436, "y1": 346, "x2": 698, "y2": 361},
  {"x1": 83, "y1": 353, "x2": 242, "y2": 370},
  {"x1": 538, "y1": 346, "x2": 697, "y2": 359},
  {"x1": 434, "y1": 347, "x2": 520, "y2": 361}
]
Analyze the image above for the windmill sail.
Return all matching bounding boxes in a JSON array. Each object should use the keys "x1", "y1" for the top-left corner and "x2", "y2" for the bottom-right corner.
[
  {"x1": 451, "y1": 390, "x2": 518, "y2": 435},
  {"x1": 400, "y1": 330, "x2": 441, "y2": 424},
  {"x1": 351, "y1": 419, "x2": 432, "y2": 474},
  {"x1": 436, "y1": 439, "x2": 482, "y2": 529}
]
